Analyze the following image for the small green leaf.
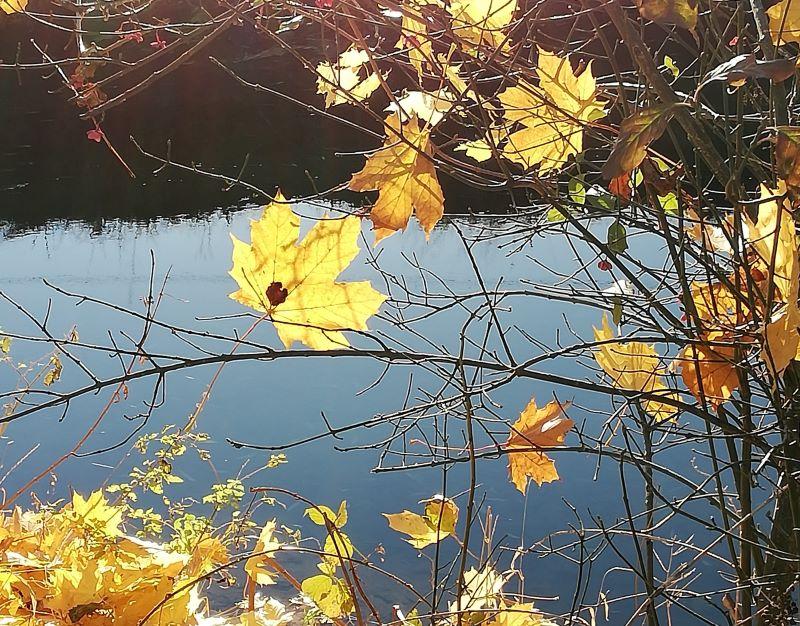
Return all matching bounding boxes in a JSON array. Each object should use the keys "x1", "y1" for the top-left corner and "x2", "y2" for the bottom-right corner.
[
  {"x1": 658, "y1": 193, "x2": 679, "y2": 215},
  {"x1": 569, "y1": 177, "x2": 586, "y2": 205},
  {"x1": 546, "y1": 208, "x2": 567, "y2": 222},
  {"x1": 607, "y1": 220, "x2": 628, "y2": 254},
  {"x1": 612, "y1": 296, "x2": 624, "y2": 325}
]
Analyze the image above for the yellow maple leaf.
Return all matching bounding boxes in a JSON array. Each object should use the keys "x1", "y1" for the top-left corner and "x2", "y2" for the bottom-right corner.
[
  {"x1": 316, "y1": 47, "x2": 383, "y2": 108},
  {"x1": 449, "y1": 565, "x2": 506, "y2": 615},
  {"x1": 505, "y1": 398, "x2": 573, "y2": 493},
  {"x1": 0, "y1": 0, "x2": 26, "y2": 13},
  {"x1": 498, "y1": 49, "x2": 605, "y2": 173},
  {"x1": 384, "y1": 496, "x2": 459, "y2": 548},
  {"x1": 487, "y1": 603, "x2": 557, "y2": 626},
  {"x1": 349, "y1": 114, "x2": 444, "y2": 241},
  {"x1": 301, "y1": 573, "x2": 354, "y2": 619},
  {"x1": 70, "y1": 490, "x2": 124, "y2": 537},
  {"x1": 396, "y1": 2, "x2": 438, "y2": 76},
  {"x1": 229, "y1": 193, "x2": 386, "y2": 350},
  {"x1": 246, "y1": 519, "x2": 281, "y2": 586},
  {"x1": 593, "y1": 314, "x2": 678, "y2": 420},
  {"x1": 448, "y1": 0, "x2": 517, "y2": 49}
]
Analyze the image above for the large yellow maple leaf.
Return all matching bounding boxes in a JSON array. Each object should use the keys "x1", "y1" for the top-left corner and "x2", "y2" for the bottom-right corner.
[
  {"x1": 229, "y1": 194, "x2": 386, "y2": 350},
  {"x1": 506, "y1": 398, "x2": 573, "y2": 493},
  {"x1": 593, "y1": 314, "x2": 678, "y2": 420},
  {"x1": 499, "y1": 49, "x2": 605, "y2": 173},
  {"x1": 349, "y1": 114, "x2": 444, "y2": 241},
  {"x1": 678, "y1": 334, "x2": 739, "y2": 409}
]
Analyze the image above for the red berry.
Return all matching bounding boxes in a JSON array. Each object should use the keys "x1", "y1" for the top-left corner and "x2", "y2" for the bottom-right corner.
[
  {"x1": 597, "y1": 259, "x2": 612, "y2": 271},
  {"x1": 86, "y1": 128, "x2": 104, "y2": 143}
]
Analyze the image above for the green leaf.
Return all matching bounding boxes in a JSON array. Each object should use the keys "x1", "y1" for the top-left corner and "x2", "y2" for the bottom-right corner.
[
  {"x1": 658, "y1": 193, "x2": 679, "y2": 215},
  {"x1": 664, "y1": 55, "x2": 679, "y2": 78},
  {"x1": 569, "y1": 177, "x2": 586, "y2": 205},
  {"x1": 607, "y1": 220, "x2": 628, "y2": 254},
  {"x1": 546, "y1": 208, "x2": 567, "y2": 222}
]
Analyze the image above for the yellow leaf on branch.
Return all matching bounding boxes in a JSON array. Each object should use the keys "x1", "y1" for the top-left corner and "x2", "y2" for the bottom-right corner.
[
  {"x1": 229, "y1": 193, "x2": 386, "y2": 350},
  {"x1": 384, "y1": 496, "x2": 459, "y2": 548},
  {"x1": 767, "y1": 0, "x2": 800, "y2": 44},
  {"x1": 246, "y1": 519, "x2": 281, "y2": 586},
  {"x1": 498, "y1": 49, "x2": 605, "y2": 173},
  {"x1": 316, "y1": 47, "x2": 383, "y2": 108},
  {"x1": 349, "y1": 114, "x2": 444, "y2": 241},
  {"x1": 593, "y1": 314, "x2": 678, "y2": 420},
  {"x1": 487, "y1": 603, "x2": 557, "y2": 626},
  {"x1": 679, "y1": 335, "x2": 739, "y2": 408},
  {"x1": 505, "y1": 398, "x2": 573, "y2": 493},
  {"x1": 448, "y1": 0, "x2": 517, "y2": 49},
  {"x1": 0, "y1": 0, "x2": 26, "y2": 13}
]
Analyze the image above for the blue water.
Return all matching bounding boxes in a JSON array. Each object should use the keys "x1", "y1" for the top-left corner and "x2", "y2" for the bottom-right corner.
[{"x1": 0, "y1": 207, "x2": 724, "y2": 623}]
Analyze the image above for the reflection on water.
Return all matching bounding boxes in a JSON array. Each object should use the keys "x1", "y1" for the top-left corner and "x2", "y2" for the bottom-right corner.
[{"x1": 0, "y1": 207, "x2": 719, "y2": 623}]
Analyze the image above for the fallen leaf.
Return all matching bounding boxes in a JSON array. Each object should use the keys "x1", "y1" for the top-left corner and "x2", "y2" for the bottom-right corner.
[
  {"x1": 506, "y1": 398, "x2": 573, "y2": 492},
  {"x1": 384, "y1": 496, "x2": 459, "y2": 548},
  {"x1": 349, "y1": 114, "x2": 444, "y2": 241},
  {"x1": 229, "y1": 193, "x2": 387, "y2": 350}
]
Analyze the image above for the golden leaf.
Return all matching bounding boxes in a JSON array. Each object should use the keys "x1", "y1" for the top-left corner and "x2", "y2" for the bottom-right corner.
[
  {"x1": 506, "y1": 398, "x2": 573, "y2": 493},
  {"x1": 487, "y1": 603, "x2": 557, "y2": 626},
  {"x1": 0, "y1": 0, "x2": 26, "y2": 13},
  {"x1": 384, "y1": 496, "x2": 459, "y2": 548},
  {"x1": 448, "y1": 0, "x2": 517, "y2": 49},
  {"x1": 229, "y1": 193, "x2": 386, "y2": 350},
  {"x1": 499, "y1": 49, "x2": 605, "y2": 173},
  {"x1": 768, "y1": 0, "x2": 800, "y2": 44},
  {"x1": 246, "y1": 519, "x2": 281, "y2": 586},
  {"x1": 448, "y1": 565, "x2": 506, "y2": 616},
  {"x1": 349, "y1": 114, "x2": 444, "y2": 241},
  {"x1": 301, "y1": 574, "x2": 354, "y2": 619},
  {"x1": 635, "y1": 0, "x2": 697, "y2": 29},
  {"x1": 316, "y1": 47, "x2": 382, "y2": 108},
  {"x1": 593, "y1": 313, "x2": 678, "y2": 420},
  {"x1": 679, "y1": 336, "x2": 739, "y2": 408}
]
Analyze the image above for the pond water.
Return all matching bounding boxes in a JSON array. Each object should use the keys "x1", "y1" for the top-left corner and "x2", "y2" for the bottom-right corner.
[{"x1": 0, "y1": 58, "x2": 726, "y2": 625}]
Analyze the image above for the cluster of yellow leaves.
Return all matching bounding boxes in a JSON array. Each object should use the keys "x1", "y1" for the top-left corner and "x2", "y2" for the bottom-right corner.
[
  {"x1": 462, "y1": 49, "x2": 605, "y2": 174},
  {"x1": 505, "y1": 398, "x2": 573, "y2": 493},
  {"x1": 229, "y1": 193, "x2": 386, "y2": 349},
  {"x1": 349, "y1": 114, "x2": 444, "y2": 242},
  {"x1": 0, "y1": 0, "x2": 26, "y2": 13},
  {"x1": 594, "y1": 314, "x2": 679, "y2": 420},
  {"x1": 316, "y1": 47, "x2": 382, "y2": 108},
  {"x1": 384, "y1": 496, "x2": 459, "y2": 548},
  {"x1": 0, "y1": 491, "x2": 228, "y2": 626}
]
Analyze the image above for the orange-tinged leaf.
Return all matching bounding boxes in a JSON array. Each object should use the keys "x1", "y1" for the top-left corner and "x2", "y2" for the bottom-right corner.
[
  {"x1": 768, "y1": 0, "x2": 800, "y2": 44},
  {"x1": 349, "y1": 114, "x2": 444, "y2": 241},
  {"x1": 775, "y1": 127, "x2": 800, "y2": 192},
  {"x1": 506, "y1": 398, "x2": 573, "y2": 493},
  {"x1": 384, "y1": 496, "x2": 458, "y2": 548},
  {"x1": 593, "y1": 314, "x2": 678, "y2": 420},
  {"x1": 679, "y1": 337, "x2": 739, "y2": 408},
  {"x1": 229, "y1": 193, "x2": 386, "y2": 350}
]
